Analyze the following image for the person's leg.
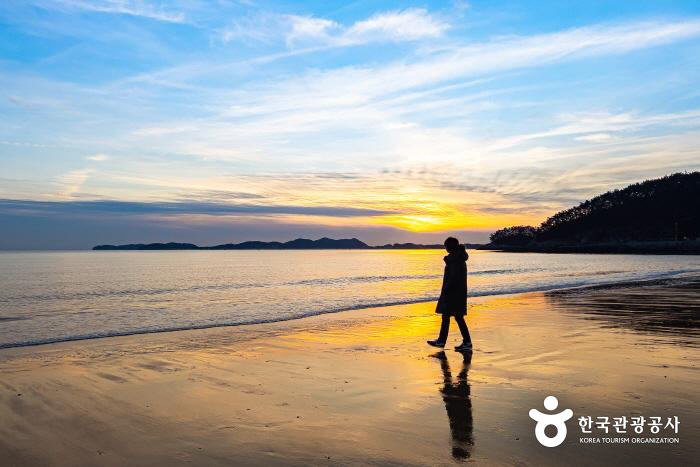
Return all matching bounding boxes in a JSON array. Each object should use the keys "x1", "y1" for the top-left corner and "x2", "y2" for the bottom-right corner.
[
  {"x1": 454, "y1": 315, "x2": 472, "y2": 344},
  {"x1": 437, "y1": 313, "x2": 451, "y2": 342}
]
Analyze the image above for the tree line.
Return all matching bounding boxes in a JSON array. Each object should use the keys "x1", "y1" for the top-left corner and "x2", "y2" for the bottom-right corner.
[{"x1": 489, "y1": 172, "x2": 700, "y2": 246}]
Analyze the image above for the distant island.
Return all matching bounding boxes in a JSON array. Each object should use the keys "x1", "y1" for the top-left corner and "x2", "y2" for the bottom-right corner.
[
  {"x1": 93, "y1": 238, "x2": 485, "y2": 251},
  {"x1": 480, "y1": 171, "x2": 700, "y2": 254}
]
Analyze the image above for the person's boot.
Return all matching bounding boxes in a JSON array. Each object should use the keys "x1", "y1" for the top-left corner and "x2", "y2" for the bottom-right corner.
[
  {"x1": 454, "y1": 342, "x2": 473, "y2": 352},
  {"x1": 427, "y1": 339, "x2": 446, "y2": 348}
]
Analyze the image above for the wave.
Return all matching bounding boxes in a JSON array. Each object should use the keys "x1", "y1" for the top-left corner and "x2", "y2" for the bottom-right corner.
[
  {"x1": 0, "y1": 274, "x2": 440, "y2": 303},
  {"x1": 0, "y1": 268, "x2": 546, "y2": 303},
  {"x1": 2, "y1": 269, "x2": 699, "y2": 350}
]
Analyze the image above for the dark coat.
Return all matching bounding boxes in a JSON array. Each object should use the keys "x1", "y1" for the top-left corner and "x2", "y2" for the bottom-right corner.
[{"x1": 436, "y1": 251, "x2": 468, "y2": 316}]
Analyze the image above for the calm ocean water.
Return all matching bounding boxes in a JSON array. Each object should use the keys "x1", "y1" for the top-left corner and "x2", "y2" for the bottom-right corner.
[{"x1": 1, "y1": 250, "x2": 699, "y2": 348}]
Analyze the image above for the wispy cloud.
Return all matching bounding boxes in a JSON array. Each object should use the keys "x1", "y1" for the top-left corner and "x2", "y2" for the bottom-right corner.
[
  {"x1": 212, "y1": 19, "x2": 700, "y2": 119},
  {"x1": 285, "y1": 15, "x2": 338, "y2": 45},
  {"x1": 40, "y1": 0, "x2": 186, "y2": 23},
  {"x1": 0, "y1": 199, "x2": 396, "y2": 218},
  {"x1": 123, "y1": 19, "x2": 700, "y2": 174},
  {"x1": 220, "y1": 8, "x2": 449, "y2": 47},
  {"x1": 343, "y1": 8, "x2": 449, "y2": 43},
  {"x1": 57, "y1": 169, "x2": 93, "y2": 198},
  {"x1": 575, "y1": 133, "x2": 615, "y2": 142},
  {"x1": 86, "y1": 153, "x2": 110, "y2": 161}
]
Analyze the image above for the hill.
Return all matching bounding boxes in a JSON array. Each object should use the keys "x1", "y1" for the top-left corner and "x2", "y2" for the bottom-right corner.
[
  {"x1": 93, "y1": 238, "x2": 369, "y2": 250},
  {"x1": 482, "y1": 172, "x2": 700, "y2": 254},
  {"x1": 94, "y1": 238, "x2": 486, "y2": 251}
]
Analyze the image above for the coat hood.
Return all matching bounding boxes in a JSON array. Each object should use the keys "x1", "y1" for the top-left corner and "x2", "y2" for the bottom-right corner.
[{"x1": 444, "y1": 250, "x2": 468, "y2": 263}]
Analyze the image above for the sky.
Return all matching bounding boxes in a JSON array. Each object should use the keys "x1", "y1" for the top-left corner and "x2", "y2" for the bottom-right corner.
[{"x1": 2, "y1": 0, "x2": 700, "y2": 249}]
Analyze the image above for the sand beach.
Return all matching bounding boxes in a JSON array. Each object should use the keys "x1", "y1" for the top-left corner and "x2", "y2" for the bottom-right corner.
[{"x1": 1, "y1": 277, "x2": 698, "y2": 466}]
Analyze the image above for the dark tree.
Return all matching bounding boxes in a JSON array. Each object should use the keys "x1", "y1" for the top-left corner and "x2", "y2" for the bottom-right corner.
[
  {"x1": 536, "y1": 172, "x2": 700, "y2": 242},
  {"x1": 486, "y1": 172, "x2": 700, "y2": 251},
  {"x1": 489, "y1": 226, "x2": 538, "y2": 246}
]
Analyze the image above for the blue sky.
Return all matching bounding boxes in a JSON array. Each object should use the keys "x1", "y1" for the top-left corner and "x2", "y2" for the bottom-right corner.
[{"x1": 2, "y1": 1, "x2": 700, "y2": 248}]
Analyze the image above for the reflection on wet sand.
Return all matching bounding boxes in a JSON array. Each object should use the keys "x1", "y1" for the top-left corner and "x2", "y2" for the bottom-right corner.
[
  {"x1": 433, "y1": 351, "x2": 473, "y2": 461},
  {"x1": 2, "y1": 280, "x2": 699, "y2": 466},
  {"x1": 546, "y1": 278, "x2": 700, "y2": 345}
]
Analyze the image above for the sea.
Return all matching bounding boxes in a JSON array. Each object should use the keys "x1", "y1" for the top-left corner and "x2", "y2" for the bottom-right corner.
[{"x1": 1, "y1": 250, "x2": 699, "y2": 349}]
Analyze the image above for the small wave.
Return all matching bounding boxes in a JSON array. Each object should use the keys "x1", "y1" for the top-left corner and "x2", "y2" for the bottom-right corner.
[
  {"x1": 550, "y1": 270, "x2": 629, "y2": 278},
  {"x1": 290, "y1": 274, "x2": 440, "y2": 286},
  {"x1": 3, "y1": 269, "x2": 699, "y2": 350},
  {"x1": 1, "y1": 269, "x2": 541, "y2": 303},
  {"x1": 470, "y1": 268, "x2": 540, "y2": 276},
  {"x1": 0, "y1": 274, "x2": 443, "y2": 303},
  {"x1": 547, "y1": 271, "x2": 700, "y2": 295}
]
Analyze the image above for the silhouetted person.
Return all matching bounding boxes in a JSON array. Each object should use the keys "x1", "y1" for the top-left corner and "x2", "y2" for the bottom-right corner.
[
  {"x1": 434, "y1": 351, "x2": 474, "y2": 460},
  {"x1": 427, "y1": 237, "x2": 472, "y2": 351}
]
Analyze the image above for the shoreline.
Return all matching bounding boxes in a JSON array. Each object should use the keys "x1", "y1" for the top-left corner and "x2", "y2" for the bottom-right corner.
[
  {"x1": 3, "y1": 272, "x2": 700, "y2": 352},
  {"x1": 480, "y1": 240, "x2": 700, "y2": 255}
]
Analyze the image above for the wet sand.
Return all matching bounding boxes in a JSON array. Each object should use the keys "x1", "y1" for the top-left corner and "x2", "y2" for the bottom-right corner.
[{"x1": 1, "y1": 279, "x2": 699, "y2": 466}]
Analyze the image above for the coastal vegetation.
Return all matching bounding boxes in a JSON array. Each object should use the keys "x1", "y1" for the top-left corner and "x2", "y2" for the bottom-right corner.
[{"x1": 484, "y1": 172, "x2": 700, "y2": 254}]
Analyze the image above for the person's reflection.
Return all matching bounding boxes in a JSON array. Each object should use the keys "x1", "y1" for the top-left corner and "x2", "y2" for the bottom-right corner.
[{"x1": 434, "y1": 351, "x2": 474, "y2": 460}]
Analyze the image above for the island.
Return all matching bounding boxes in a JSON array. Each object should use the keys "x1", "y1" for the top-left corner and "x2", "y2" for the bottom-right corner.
[
  {"x1": 94, "y1": 237, "x2": 368, "y2": 250},
  {"x1": 93, "y1": 238, "x2": 485, "y2": 250},
  {"x1": 480, "y1": 171, "x2": 700, "y2": 254}
]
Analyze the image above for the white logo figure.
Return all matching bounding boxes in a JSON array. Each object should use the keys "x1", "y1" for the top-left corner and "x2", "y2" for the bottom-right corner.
[{"x1": 529, "y1": 396, "x2": 573, "y2": 447}]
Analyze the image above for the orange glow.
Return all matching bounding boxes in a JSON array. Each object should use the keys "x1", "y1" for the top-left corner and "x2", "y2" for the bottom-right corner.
[
  {"x1": 371, "y1": 209, "x2": 542, "y2": 232},
  {"x1": 107, "y1": 172, "x2": 548, "y2": 234}
]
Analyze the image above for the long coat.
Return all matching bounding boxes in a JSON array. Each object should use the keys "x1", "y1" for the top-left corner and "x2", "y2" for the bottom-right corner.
[{"x1": 436, "y1": 251, "x2": 468, "y2": 316}]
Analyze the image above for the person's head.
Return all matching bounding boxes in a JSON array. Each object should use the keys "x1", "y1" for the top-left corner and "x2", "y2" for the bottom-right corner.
[
  {"x1": 444, "y1": 237, "x2": 468, "y2": 259},
  {"x1": 444, "y1": 237, "x2": 459, "y2": 253}
]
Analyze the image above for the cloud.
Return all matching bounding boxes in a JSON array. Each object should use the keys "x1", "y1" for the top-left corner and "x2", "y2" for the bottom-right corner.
[
  {"x1": 487, "y1": 110, "x2": 700, "y2": 152},
  {"x1": 0, "y1": 199, "x2": 396, "y2": 218},
  {"x1": 125, "y1": 19, "x2": 697, "y2": 182},
  {"x1": 575, "y1": 133, "x2": 615, "y2": 142},
  {"x1": 220, "y1": 8, "x2": 449, "y2": 47},
  {"x1": 132, "y1": 125, "x2": 196, "y2": 136},
  {"x1": 213, "y1": 20, "x2": 700, "y2": 128},
  {"x1": 57, "y1": 169, "x2": 93, "y2": 198},
  {"x1": 86, "y1": 153, "x2": 110, "y2": 161},
  {"x1": 0, "y1": 140, "x2": 51, "y2": 148},
  {"x1": 343, "y1": 8, "x2": 449, "y2": 43},
  {"x1": 176, "y1": 189, "x2": 265, "y2": 201},
  {"x1": 43, "y1": 0, "x2": 186, "y2": 23},
  {"x1": 218, "y1": 13, "x2": 282, "y2": 44},
  {"x1": 286, "y1": 15, "x2": 338, "y2": 45}
]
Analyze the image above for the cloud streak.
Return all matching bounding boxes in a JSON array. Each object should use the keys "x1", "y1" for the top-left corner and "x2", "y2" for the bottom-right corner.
[
  {"x1": 86, "y1": 153, "x2": 110, "y2": 161},
  {"x1": 345, "y1": 8, "x2": 449, "y2": 42},
  {"x1": 0, "y1": 199, "x2": 396, "y2": 218},
  {"x1": 57, "y1": 169, "x2": 93, "y2": 199},
  {"x1": 42, "y1": 0, "x2": 186, "y2": 23},
  {"x1": 221, "y1": 8, "x2": 449, "y2": 47}
]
